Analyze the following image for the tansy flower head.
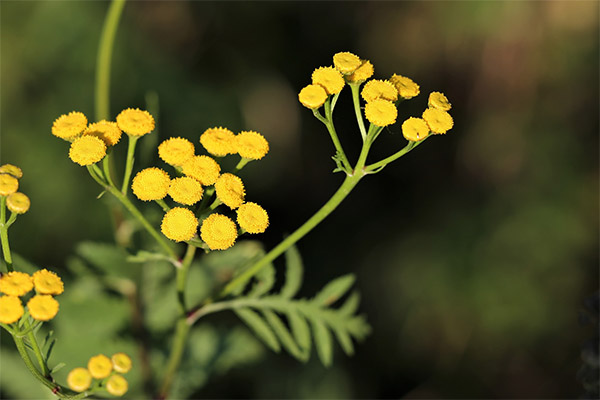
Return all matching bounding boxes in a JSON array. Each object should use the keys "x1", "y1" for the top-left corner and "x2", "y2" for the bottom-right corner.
[
  {"x1": 298, "y1": 84, "x2": 328, "y2": 109},
  {"x1": 161, "y1": 207, "x2": 199, "y2": 242},
  {"x1": 333, "y1": 52, "x2": 362, "y2": 75},
  {"x1": 88, "y1": 354, "x2": 112, "y2": 379},
  {"x1": 158, "y1": 137, "x2": 195, "y2": 166},
  {"x1": 361, "y1": 79, "x2": 398, "y2": 103},
  {"x1": 0, "y1": 296, "x2": 24, "y2": 324},
  {"x1": 200, "y1": 127, "x2": 236, "y2": 157},
  {"x1": 215, "y1": 173, "x2": 245, "y2": 209},
  {"x1": 182, "y1": 155, "x2": 221, "y2": 186},
  {"x1": 116, "y1": 108, "x2": 155, "y2": 136},
  {"x1": 347, "y1": 60, "x2": 374, "y2": 83},
  {"x1": 7, "y1": 193, "x2": 31, "y2": 214},
  {"x1": 0, "y1": 174, "x2": 19, "y2": 196},
  {"x1": 83, "y1": 120, "x2": 122, "y2": 146},
  {"x1": 132, "y1": 167, "x2": 171, "y2": 201},
  {"x1": 0, "y1": 164, "x2": 23, "y2": 179},
  {"x1": 27, "y1": 295, "x2": 59, "y2": 321},
  {"x1": 32, "y1": 269, "x2": 64, "y2": 295},
  {"x1": 168, "y1": 177, "x2": 203, "y2": 205},
  {"x1": 364, "y1": 99, "x2": 397, "y2": 127},
  {"x1": 106, "y1": 374, "x2": 129, "y2": 397},
  {"x1": 312, "y1": 66, "x2": 345, "y2": 95},
  {"x1": 69, "y1": 136, "x2": 107, "y2": 166},
  {"x1": 52, "y1": 111, "x2": 87, "y2": 141},
  {"x1": 389, "y1": 74, "x2": 420, "y2": 99},
  {"x1": 235, "y1": 131, "x2": 269, "y2": 160},
  {"x1": 0, "y1": 271, "x2": 33, "y2": 296},
  {"x1": 111, "y1": 353, "x2": 132, "y2": 374},
  {"x1": 200, "y1": 213, "x2": 238, "y2": 251},
  {"x1": 237, "y1": 202, "x2": 269, "y2": 234},
  {"x1": 402, "y1": 117, "x2": 429, "y2": 142},
  {"x1": 428, "y1": 92, "x2": 451, "y2": 111},
  {"x1": 422, "y1": 108, "x2": 454, "y2": 134},
  {"x1": 67, "y1": 368, "x2": 92, "y2": 393}
]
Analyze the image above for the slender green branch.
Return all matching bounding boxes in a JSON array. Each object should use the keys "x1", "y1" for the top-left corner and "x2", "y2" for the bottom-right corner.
[
  {"x1": 0, "y1": 196, "x2": 13, "y2": 272},
  {"x1": 365, "y1": 138, "x2": 424, "y2": 173},
  {"x1": 234, "y1": 158, "x2": 251, "y2": 172},
  {"x1": 26, "y1": 320, "x2": 50, "y2": 377},
  {"x1": 323, "y1": 99, "x2": 352, "y2": 172},
  {"x1": 102, "y1": 153, "x2": 116, "y2": 188},
  {"x1": 86, "y1": 165, "x2": 107, "y2": 187},
  {"x1": 121, "y1": 135, "x2": 139, "y2": 195},
  {"x1": 155, "y1": 199, "x2": 170, "y2": 212},
  {"x1": 349, "y1": 83, "x2": 367, "y2": 141}
]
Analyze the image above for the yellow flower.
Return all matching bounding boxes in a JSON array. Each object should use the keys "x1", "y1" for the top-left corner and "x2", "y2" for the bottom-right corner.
[
  {"x1": 32, "y1": 269, "x2": 64, "y2": 295},
  {"x1": 401, "y1": 117, "x2": 429, "y2": 142},
  {"x1": 158, "y1": 137, "x2": 195, "y2": 166},
  {"x1": 422, "y1": 108, "x2": 454, "y2": 134},
  {"x1": 237, "y1": 202, "x2": 269, "y2": 234},
  {"x1": 0, "y1": 164, "x2": 23, "y2": 179},
  {"x1": 361, "y1": 79, "x2": 398, "y2": 103},
  {"x1": 168, "y1": 177, "x2": 203, "y2": 205},
  {"x1": 52, "y1": 111, "x2": 88, "y2": 141},
  {"x1": 200, "y1": 213, "x2": 237, "y2": 250},
  {"x1": 116, "y1": 108, "x2": 155, "y2": 136},
  {"x1": 0, "y1": 174, "x2": 19, "y2": 196},
  {"x1": 106, "y1": 374, "x2": 128, "y2": 397},
  {"x1": 347, "y1": 60, "x2": 374, "y2": 83},
  {"x1": 83, "y1": 120, "x2": 122, "y2": 146},
  {"x1": 389, "y1": 74, "x2": 420, "y2": 99},
  {"x1": 200, "y1": 127, "x2": 236, "y2": 157},
  {"x1": 27, "y1": 295, "x2": 59, "y2": 321},
  {"x1": 182, "y1": 155, "x2": 221, "y2": 186},
  {"x1": 111, "y1": 353, "x2": 132, "y2": 374},
  {"x1": 0, "y1": 271, "x2": 33, "y2": 296},
  {"x1": 69, "y1": 136, "x2": 107, "y2": 166},
  {"x1": 428, "y1": 92, "x2": 451, "y2": 111},
  {"x1": 88, "y1": 354, "x2": 112, "y2": 379},
  {"x1": 298, "y1": 84, "x2": 328, "y2": 109},
  {"x1": 364, "y1": 99, "x2": 397, "y2": 127},
  {"x1": 161, "y1": 207, "x2": 199, "y2": 242},
  {"x1": 0, "y1": 296, "x2": 24, "y2": 324},
  {"x1": 131, "y1": 167, "x2": 171, "y2": 201},
  {"x1": 333, "y1": 52, "x2": 362, "y2": 75},
  {"x1": 235, "y1": 131, "x2": 269, "y2": 160},
  {"x1": 312, "y1": 66, "x2": 345, "y2": 95},
  {"x1": 215, "y1": 173, "x2": 245, "y2": 209},
  {"x1": 6, "y1": 192, "x2": 30, "y2": 214},
  {"x1": 67, "y1": 368, "x2": 92, "y2": 393}
]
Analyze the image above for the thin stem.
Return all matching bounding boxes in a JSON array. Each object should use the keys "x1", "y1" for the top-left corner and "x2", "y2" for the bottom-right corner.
[
  {"x1": 0, "y1": 196, "x2": 13, "y2": 272},
  {"x1": 86, "y1": 165, "x2": 107, "y2": 187},
  {"x1": 155, "y1": 199, "x2": 171, "y2": 212},
  {"x1": 102, "y1": 153, "x2": 116, "y2": 188},
  {"x1": 121, "y1": 135, "x2": 139, "y2": 195},
  {"x1": 323, "y1": 98, "x2": 352, "y2": 172},
  {"x1": 234, "y1": 158, "x2": 251, "y2": 172},
  {"x1": 365, "y1": 139, "x2": 424, "y2": 173},
  {"x1": 349, "y1": 83, "x2": 367, "y2": 141},
  {"x1": 25, "y1": 320, "x2": 50, "y2": 377}
]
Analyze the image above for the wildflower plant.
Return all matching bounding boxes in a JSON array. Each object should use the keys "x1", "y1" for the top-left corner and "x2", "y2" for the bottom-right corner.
[{"x1": 1, "y1": 1, "x2": 454, "y2": 399}]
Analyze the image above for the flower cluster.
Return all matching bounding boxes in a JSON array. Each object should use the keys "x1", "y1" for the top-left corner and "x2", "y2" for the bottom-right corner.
[
  {"x1": 0, "y1": 164, "x2": 31, "y2": 214},
  {"x1": 0, "y1": 269, "x2": 64, "y2": 324},
  {"x1": 67, "y1": 352, "x2": 131, "y2": 396}
]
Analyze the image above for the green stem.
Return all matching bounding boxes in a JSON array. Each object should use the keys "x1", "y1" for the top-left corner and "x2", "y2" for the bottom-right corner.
[
  {"x1": 323, "y1": 98, "x2": 352, "y2": 173},
  {"x1": 121, "y1": 135, "x2": 139, "y2": 195},
  {"x1": 155, "y1": 199, "x2": 171, "y2": 212},
  {"x1": 0, "y1": 196, "x2": 13, "y2": 272},
  {"x1": 349, "y1": 83, "x2": 367, "y2": 141},
  {"x1": 25, "y1": 320, "x2": 50, "y2": 377},
  {"x1": 102, "y1": 153, "x2": 116, "y2": 188},
  {"x1": 365, "y1": 139, "x2": 423, "y2": 173},
  {"x1": 86, "y1": 165, "x2": 107, "y2": 187}
]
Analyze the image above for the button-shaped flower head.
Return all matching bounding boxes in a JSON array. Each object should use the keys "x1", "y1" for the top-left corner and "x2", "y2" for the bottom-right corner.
[
  {"x1": 333, "y1": 52, "x2": 362, "y2": 75},
  {"x1": 182, "y1": 155, "x2": 221, "y2": 186},
  {"x1": 32, "y1": 269, "x2": 64, "y2": 295},
  {"x1": 27, "y1": 295, "x2": 59, "y2": 321},
  {"x1": 361, "y1": 79, "x2": 398, "y2": 103},
  {"x1": 168, "y1": 177, "x2": 203, "y2": 206},
  {"x1": 52, "y1": 111, "x2": 88, "y2": 141},
  {"x1": 237, "y1": 202, "x2": 269, "y2": 234},
  {"x1": 0, "y1": 295, "x2": 24, "y2": 324},
  {"x1": 0, "y1": 174, "x2": 19, "y2": 196},
  {"x1": 312, "y1": 66, "x2": 345, "y2": 95},
  {"x1": 422, "y1": 108, "x2": 454, "y2": 134},
  {"x1": 200, "y1": 213, "x2": 238, "y2": 250},
  {"x1": 161, "y1": 207, "x2": 199, "y2": 242},
  {"x1": 235, "y1": 131, "x2": 269, "y2": 160},
  {"x1": 365, "y1": 99, "x2": 398, "y2": 127},
  {"x1": 215, "y1": 173, "x2": 245, "y2": 209},
  {"x1": 88, "y1": 354, "x2": 113, "y2": 379},
  {"x1": 347, "y1": 60, "x2": 374, "y2": 83},
  {"x1": 200, "y1": 127, "x2": 236, "y2": 157},
  {"x1": 158, "y1": 137, "x2": 195, "y2": 166},
  {"x1": 106, "y1": 374, "x2": 128, "y2": 397},
  {"x1": 132, "y1": 167, "x2": 171, "y2": 201},
  {"x1": 67, "y1": 368, "x2": 92, "y2": 393},
  {"x1": 116, "y1": 108, "x2": 155, "y2": 136},
  {"x1": 298, "y1": 84, "x2": 328, "y2": 110},
  {"x1": 111, "y1": 353, "x2": 132, "y2": 374},
  {"x1": 0, "y1": 271, "x2": 33, "y2": 296},
  {"x1": 428, "y1": 92, "x2": 452, "y2": 111},
  {"x1": 402, "y1": 117, "x2": 430, "y2": 142},
  {"x1": 83, "y1": 120, "x2": 122, "y2": 146},
  {"x1": 69, "y1": 136, "x2": 107, "y2": 166},
  {"x1": 0, "y1": 164, "x2": 23, "y2": 179},
  {"x1": 6, "y1": 193, "x2": 30, "y2": 214},
  {"x1": 390, "y1": 74, "x2": 420, "y2": 99}
]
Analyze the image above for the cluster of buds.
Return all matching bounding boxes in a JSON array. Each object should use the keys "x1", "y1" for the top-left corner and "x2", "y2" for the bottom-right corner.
[
  {"x1": 67, "y1": 352, "x2": 132, "y2": 396},
  {"x1": 0, "y1": 164, "x2": 30, "y2": 214}
]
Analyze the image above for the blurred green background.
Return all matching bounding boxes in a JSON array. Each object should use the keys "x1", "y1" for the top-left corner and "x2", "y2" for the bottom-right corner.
[{"x1": 1, "y1": 1, "x2": 598, "y2": 398}]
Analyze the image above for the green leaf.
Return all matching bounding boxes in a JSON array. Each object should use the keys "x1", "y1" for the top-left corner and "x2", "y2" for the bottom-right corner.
[
  {"x1": 280, "y1": 245, "x2": 303, "y2": 298},
  {"x1": 333, "y1": 327, "x2": 354, "y2": 356},
  {"x1": 76, "y1": 241, "x2": 135, "y2": 280},
  {"x1": 50, "y1": 362, "x2": 66, "y2": 374},
  {"x1": 44, "y1": 338, "x2": 56, "y2": 361},
  {"x1": 287, "y1": 308, "x2": 311, "y2": 352},
  {"x1": 339, "y1": 291, "x2": 361, "y2": 316},
  {"x1": 248, "y1": 264, "x2": 276, "y2": 298},
  {"x1": 234, "y1": 308, "x2": 280, "y2": 353},
  {"x1": 311, "y1": 317, "x2": 333, "y2": 367},
  {"x1": 262, "y1": 310, "x2": 306, "y2": 361},
  {"x1": 313, "y1": 274, "x2": 355, "y2": 306}
]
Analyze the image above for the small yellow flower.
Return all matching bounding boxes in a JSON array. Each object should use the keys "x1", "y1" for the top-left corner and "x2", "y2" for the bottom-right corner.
[
  {"x1": 161, "y1": 207, "x2": 199, "y2": 242},
  {"x1": 333, "y1": 52, "x2": 362, "y2": 75},
  {"x1": 168, "y1": 177, "x2": 203, "y2": 206},
  {"x1": 6, "y1": 193, "x2": 31, "y2": 214},
  {"x1": 67, "y1": 368, "x2": 92, "y2": 392},
  {"x1": 428, "y1": 92, "x2": 451, "y2": 111},
  {"x1": 83, "y1": 120, "x2": 122, "y2": 146},
  {"x1": 215, "y1": 173, "x2": 245, "y2": 209},
  {"x1": 235, "y1": 131, "x2": 269, "y2": 160},
  {"x1": 200, "y1": 127, "x2": 236, "y2": 157},
  {"x1": 131, "y1": 167, "x2": 171, "y2": 201},
  {"x1": 106, "y1": 374, "x2": 128, "y2": 397},
  {"x1": 364, "y1": 99, "x2": 397, "y2": 127},
  {"x1": 347, "y1": 60, "x2": 374, "y2": 83},
  {"x1": 69, "y1": 136, "x2": 107, "y2": 166},
  {"x1": 88, "y1": 354, "x2": 113, "y2": 379},
  {"x1": 182, "y1": 155, "x2": 221, "y2": 186},
  {"x1": 298, "y1": 84, "x2": 328, "y2": 109},
  {"x1": 361, "y1": 79, "x2": 398, "y2": 103},
  {"x1": 111, "y1": 353, "x2": 132, "y2": 374},
  {"x1": 389, "y1": 74, "x2": 420, "y2": 99},
  {"x1": 422, "y1": 108, "x2": 454, "y2": 134},
  {"x1": 0, "y1": 174, "x2": 19, "y2": 196},
  {"x1": 158, "y1": 137, "x2": 195, "y2": 166},
  {"x1": 52, "y1": 111, "x2": 88, "y2": 141},
  {"x1": 237, "y1": 202, "x2": 269, "y2": 234},
  {"x1": 312, "y1": 66, "x2": 345, "y2": 95},
  {"x1": 27, "y1": 295, "x2": 59, "y2": 321},
  {"x1": 0, "y1": 295, "x2": 24, "y2": 324},
  {"x1": 32, "y1": 269, "x2": 64, "y2": 295},
  {"x1": 200, "y1": 213, "x2": 238, "y2": 250},
  {"x1": 116, "y1": 108, "x2": 155, "y2": 136},
  {"x1": 402, "y1": 117, "x2": 430, "y2": 142},
  {"x1": 0, "y1": 164, "x2": 23, "y2": 179},
  {"x1": 0, "y1": 271, "x2": 33, "y2": 296}
]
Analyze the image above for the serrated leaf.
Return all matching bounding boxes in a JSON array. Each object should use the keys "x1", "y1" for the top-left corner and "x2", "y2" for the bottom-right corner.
[
  {"x1": 287, "y1": 308, "x2": 311, "y2": 353},
  {"x1": 248, "y1": 264, "x2": 275, "y2": 298},
  {"x1": 50, "y1": 362, "x2": 66, "y2": 373},
  {"x1": 339, "y1": 291, "x2": 361, "y2": 316},
  {"x1": 311, "y1": 317, "x2": 333, "y2": 367},
  {"x1": 333, "y1": 327, "x2": 354, "y2": 356},
  {"x1": 313, "y1": 274, "x2": 356, "y2": 306},
  {"x1": 234, "y1": 308, "x2": 280, "y2": 353},
  {"x1": 280, "y1": 245, "x2": 303, "y2": 299},
  {"x1": 262, "y1": 310, "x2": 306, "y2": 361}
]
